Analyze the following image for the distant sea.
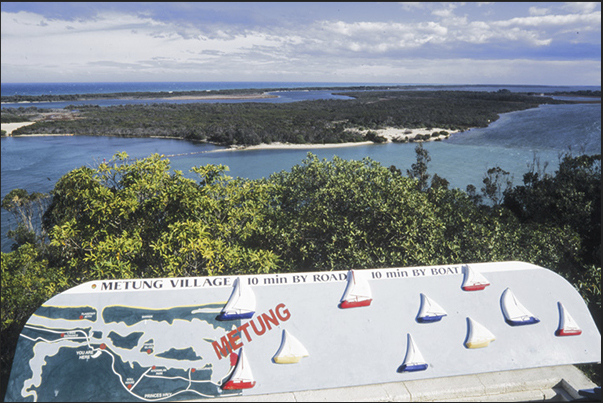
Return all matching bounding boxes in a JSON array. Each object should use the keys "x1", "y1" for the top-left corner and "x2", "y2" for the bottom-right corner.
[
  {"x1": 3, "y1": 81, "x2": 601, "y2": 97},
  {"x1": 1, "y1": 82, "x2": 601, "y2": 252},
  {"x1": 2, "y1": 81, "x2": 600, "y2": 109},
  {"x1": 1, "y1": 81, "x2": 407, "y2": 97}
]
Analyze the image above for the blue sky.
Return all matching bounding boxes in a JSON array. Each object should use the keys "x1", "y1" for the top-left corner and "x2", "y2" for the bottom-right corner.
[{"x1": 1, "y1": 2, "x2": 600, "y2": 85}]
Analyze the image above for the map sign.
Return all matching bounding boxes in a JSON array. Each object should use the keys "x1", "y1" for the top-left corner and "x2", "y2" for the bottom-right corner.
[{"x1": 5, "y1": 261, "x2": 601, "y2": 401}]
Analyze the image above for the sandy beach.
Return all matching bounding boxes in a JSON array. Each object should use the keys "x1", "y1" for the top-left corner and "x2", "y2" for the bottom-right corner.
[
  {"x1": 224, "y1": 141, "x2": 373, "y2": 151},
  {"x1": 346, "y1": 126, "x2": 460, "y2": 142},
  {"x1": 226, "y1": 126, "x2": 461, "y2": 151},
  {"x1": 1, "y1": 122, "x2": 75, "y2": 137},
  {"x1": 2, "y1": 120, "x2": 462, "y2": 147},
  {"x1": 159, "y1": 93, "x2": 278, "y2": 101},
  {"x1": 1, "y1": 121, "x2": 37, "y2": 135}
]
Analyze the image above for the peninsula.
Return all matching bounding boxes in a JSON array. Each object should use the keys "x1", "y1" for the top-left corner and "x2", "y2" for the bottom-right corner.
[{"x1": 2, "y1": 89, "x2": 573, "y2": 146}]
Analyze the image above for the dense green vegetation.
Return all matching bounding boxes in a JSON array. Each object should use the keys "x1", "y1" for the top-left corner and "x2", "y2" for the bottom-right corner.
[
  {"x1": 6, "y1": 91, "x2": 568, "y2": 145},
  {"x1": 1, "y1": 109, "x2": 38, "y2": 124},
  {"x1": 2, "y1": 147, "x2": 600, "y2": 395}
]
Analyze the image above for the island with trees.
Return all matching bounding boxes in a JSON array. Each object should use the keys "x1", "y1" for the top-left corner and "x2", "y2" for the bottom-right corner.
[{"x1": 3, "y1": 90, "x2": 576, "y2": 145}]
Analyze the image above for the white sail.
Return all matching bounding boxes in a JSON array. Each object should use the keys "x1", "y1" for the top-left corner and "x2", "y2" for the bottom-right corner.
[
  {"x1": 461, "y1": 265, "x2": 490, "y2": 291},
  {"x1": 404, "y1": 334, "x2": 426, "y2": 365},
  {"x1": 223, "y1": 348, "x2": 256, "y2": 389},
  {"x1": 399, "y1": 334, "x2": 428, "y2": 372},
  {"x1": 232, "y1": 348, "x2": 252, "y2": 379},
  {"x1": 273, "y1": 329, "x2": 309, "y2": 364},
  {"x1": 465, "y1": 317, "x2": 495, "y2": 348},
  {"x1": 557, "y1": 302, "x2": 582, "y2": 336},
  {"x1": 340, "y1": 270, "x2": 372, "y2": 308},
  {"x1": 219, "y1": 278, "x2": 256, "y2": 319},
  {"x1": 417, "y1": 293, "x2": 447, "y2": 322},
  {"x1": 501, "y1": 288, "x2": 539, "y2": 325}
]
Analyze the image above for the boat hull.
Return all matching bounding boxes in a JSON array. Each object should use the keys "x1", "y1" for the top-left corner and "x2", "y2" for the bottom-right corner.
[
  {"x1": 274, "y1": 356, "x2": 304, "y2": 364},
  {"x1": 556, "y1": 329, "x2": 582, "y2": 336},
  {"x1": 398, "y1": 363, "x2": 428, "y2": 372},
  {"x1": 222, "y1": 380, "x2": 256, "y2": 390},
  {"x1": 417, "y1": 315, "x2": 445, "y2": 323},
  {"x1": 462, "y1": 283, "x2": 489, "y2": 291},
  {"x1": 465, "y1": 340, "x2": 494, "y2": 349},
  {"x1": 339, "y1": 299, "x2": 372, "y2": 309},
  {"x1": 216, "y1": 311, "x2": 255, "y2": 321},
  {"x1": 506, "y1": 317, "x2": 540, "y2": 326}
]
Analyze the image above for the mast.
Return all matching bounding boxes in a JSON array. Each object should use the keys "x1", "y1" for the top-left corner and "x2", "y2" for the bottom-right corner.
[
  {"x1": 339, "y1": 270, "x2": 373, "y2": 309},
  {"x1": 222, "y1": 348, "x2": 256, "y2": 390},
  {"x1": 273, "y1": 329, "x2": 309, "y2": 364},
  {"x1": 461, "y1": 265, "x2": 490, "y2": 291},
  {"x1": 417, "y1": 293, "x2": 447, "y2": 322},
  {"x1": 501, "y1": 288, "x2": 539, "y2": 326},
  {"x1": 217, "y1": 278, "x2": 256, "y2": 321},
  {"x1": 556, "y1": 302, "x2": 582, "y2": 336},
  {"x1": 465, "y1": 317, "x2": 496, "y2": 348},
  {"x1": 398, "y1": 334, "x2": 428, "y2": 372}
]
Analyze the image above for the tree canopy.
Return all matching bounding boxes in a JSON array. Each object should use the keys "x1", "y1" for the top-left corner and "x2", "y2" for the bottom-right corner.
[
  {"x1": 7, "y1": 90, "x2": 569, "y2": 145},
  {"x1": 1, "y1": 149, "x2": 601, "y2": 395}
]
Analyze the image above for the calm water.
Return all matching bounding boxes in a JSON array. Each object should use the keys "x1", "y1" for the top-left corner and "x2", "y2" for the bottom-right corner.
[
  {"x1": 1, "y1": 82, "x2": 601, "y2": 252},
  {"x1": 2, "y1": 82, "x2": 600, "y2": 109},
  {"x1": 3, "y1": 81, "x2": 599, "y2": 96},
  {"x1": 1, "y1": 81, "x2": 404, "y2": 96}
]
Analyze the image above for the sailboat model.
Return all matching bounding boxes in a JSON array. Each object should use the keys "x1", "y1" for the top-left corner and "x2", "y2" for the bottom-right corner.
[
  {"x1": 398, "y1": 334, "x2": 428, "y2": 372},
  {"x1": 217, "y1": 278, "x2": 256, "y2": 321},
  {"x1": 273, "y1": 329, "x2": 309, "y2": 364},
  {"x1": 417, "y1": 293, "x2": 447, "y2": 323},
  {"x1": 461, "y1": 265, "x2": 490, "y2": 291},
  {"x1": 556, "y1": 302, "x2": 582, "y2": 336},
  {"x1": 339, "y1": 270, "x2": 372, "y2": 309},
  {"x1": 222, "y1": 348, "x2": 256, "y2": 390},
  {"x1": 465, "y1": 317, "x2": 496, "y2": 348},
  {"x1": 501, "y1": 288, "x2": 539, "y2": 326}
]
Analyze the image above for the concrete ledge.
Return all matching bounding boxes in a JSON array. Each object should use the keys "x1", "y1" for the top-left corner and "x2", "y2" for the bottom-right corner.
[{"x1": 198, "y1": 365, "x2": 597, "y2": 402}]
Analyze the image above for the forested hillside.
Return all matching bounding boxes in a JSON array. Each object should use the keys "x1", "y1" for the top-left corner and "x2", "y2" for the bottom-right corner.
[
  {"x1": 6, "y1": 91, "x2": 568, "y2": 145},
  {"x1": 2, "y1": 148, "x2": 600, "y2": 394}
]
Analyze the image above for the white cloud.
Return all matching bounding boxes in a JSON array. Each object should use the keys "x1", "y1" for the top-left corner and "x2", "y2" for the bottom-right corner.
[
  {"x1": 529, "y1": 6, "x2": 550, "y2": 16},
  {"x1": 431, "y1": 3, "x2": 459, "y2": 18},
  {"x1": 398, "y1": 2, "x2": 424, "y2": 12},
  {"x1": 495, "y1": 12, "x2": 601, "y2": 28},
  {"x1": 561, "y1": 2, "x2": 598, "y2": 14},
  {"x1": 1, "y1": 4, "x2": 600, "y2": 84}
]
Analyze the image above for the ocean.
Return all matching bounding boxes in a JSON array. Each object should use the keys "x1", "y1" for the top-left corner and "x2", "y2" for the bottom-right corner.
[{"x1": 1, "y1": 82, "x2": 601, "y2": 252}]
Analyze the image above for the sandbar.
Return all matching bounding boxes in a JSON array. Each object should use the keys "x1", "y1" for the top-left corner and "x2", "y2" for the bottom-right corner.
[
  {"x1": 159, "y1": 93, "x2": 278, "y2": 101},
  {"x1": 346, "y1": 127, "x2": 460, "y2": 142},
  {"x1": 223, "y1": 141, "x2": 374, "y2": 151},
  {"x1": 225, "y1": 127, "x2": 461, "y2": 151},
  {"x1": 1, "y1": 121, "x2": 37, "y2": 135}
]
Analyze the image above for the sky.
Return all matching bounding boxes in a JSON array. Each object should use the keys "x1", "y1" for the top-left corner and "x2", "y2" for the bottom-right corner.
[{"x1": 1, "y1": 2, "x2": 601, "y2": 85}]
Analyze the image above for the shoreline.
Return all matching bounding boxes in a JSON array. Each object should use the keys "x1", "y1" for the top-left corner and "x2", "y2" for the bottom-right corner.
[
  {"x1": 225, "y1": 126, "x2": 462, "y2": 151},
  {"x1": 158, "y1": 93, "x2": 278, "y2": 101},
  {"x1": 0, "y1": 92, "x2": 278, "y2": 105},
  {"x1": 222, "y1": 141, "x2": 375, "y2": 151},
  {"x1": 2, "y1": 123, "x2": 464, "y2": 147},
  {"x1": 1, "y1": 121, "x2": 37, "y2": 135}
]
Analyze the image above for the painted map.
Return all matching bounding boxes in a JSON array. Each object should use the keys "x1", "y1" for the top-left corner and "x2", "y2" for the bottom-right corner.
[
  {"x1": 5, "y1": 262, "x2": 601, "y2": 402},
  {"x1": 7, "y1": 302, "x2": 241, "y2": 401}
]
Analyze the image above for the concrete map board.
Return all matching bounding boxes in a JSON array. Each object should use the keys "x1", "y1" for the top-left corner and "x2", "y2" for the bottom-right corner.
[{"x1": 5, "y1": 261, "x2": 601, "y2": 401}]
